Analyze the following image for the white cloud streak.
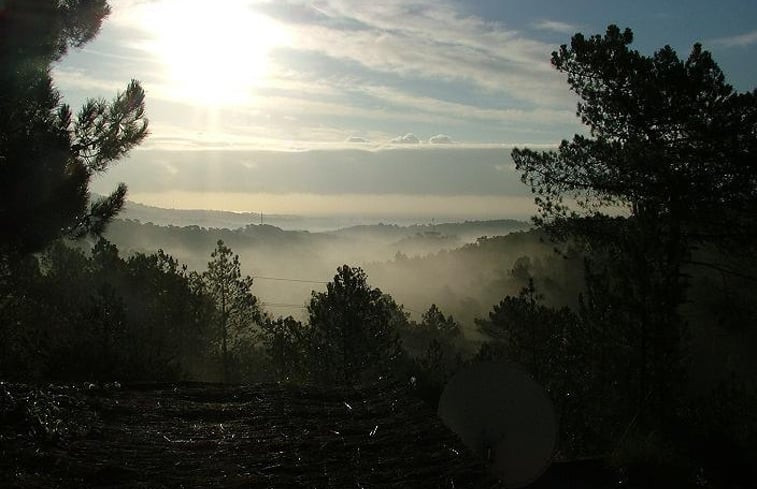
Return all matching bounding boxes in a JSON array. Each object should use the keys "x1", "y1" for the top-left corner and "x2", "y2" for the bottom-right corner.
[
  {"x1": 345, "y1": 136, "x2": 370, "y2": 143},
  {"x1": 711, "y1": 30, "x2": 757, "y2": 48},
  {"x1": 282, "y1": 1, "x2": 573, "y2": 107},
  {"x1": 532, "y1": 20, "x2": 579, "y2": 35}
]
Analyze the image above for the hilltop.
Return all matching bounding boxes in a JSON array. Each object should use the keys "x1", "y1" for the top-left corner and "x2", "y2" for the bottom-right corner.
[{"x1": 117, "y1": 200, "x2": 530, "y2": 234}]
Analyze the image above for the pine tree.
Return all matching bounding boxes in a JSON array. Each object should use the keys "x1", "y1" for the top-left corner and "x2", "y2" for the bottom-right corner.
[
  {"x1": 420, "y1": 303, "x2": 460, "y2": 338},
  {"x1": 0, "y1": 0, "x2": 148, "y2": 260},
  {"x1": 200, "y1": 240, "x2": 261, "y2": 382},
  {"x1": 511, "y1": 24, "x2": 757, "y2": 430},
  {"x1": 306, "y1": 265, "x2": 402, "y2": 385}
]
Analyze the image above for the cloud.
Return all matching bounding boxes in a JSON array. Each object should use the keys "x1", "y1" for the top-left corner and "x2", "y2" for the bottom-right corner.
[
  {"x1": 91, "y1": 146, "x2": 538, "y2": 197},
  {"x1": 52, "y1": 67, "x2": 127, "y2": 94},
  {"x1": 346, "y1": 136, "x2": 369, "y2": 143},
  {"x1": 57, "y1": 0, "x2": 583, "y2": 153},
  {"x1": 428, "y1": 134, "x2": 453, "y2": 144},
  {"x1": 391, "y1": 133, "x2": 421, "y2": 144},
  {"x1": 271, "y1": 0, "x2": 573, "y2": 107},
  {"x1": 711, "y1": 30, "x2": 757, "y2": 48},
  {"x1": 532, "y1": 20, "x2": 579, "y2": 35}
]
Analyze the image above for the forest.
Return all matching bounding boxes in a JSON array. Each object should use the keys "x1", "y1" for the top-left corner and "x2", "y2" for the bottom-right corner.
[{"x1": 2, "y1": 2, "x2": 757, "y2": 488}]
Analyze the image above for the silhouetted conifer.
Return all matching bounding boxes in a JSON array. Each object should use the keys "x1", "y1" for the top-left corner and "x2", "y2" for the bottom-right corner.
[
  {"x1": 306, "y1": 265, "x2": 403, "y2": 385},
  {"x1": 0, "y1": 0, "x2": 148, "y2": 260}
]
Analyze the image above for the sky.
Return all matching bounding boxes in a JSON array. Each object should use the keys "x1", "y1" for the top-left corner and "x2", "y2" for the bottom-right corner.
[{"x1": 55, "y1": 0, "x2": 757, "y2": 219}]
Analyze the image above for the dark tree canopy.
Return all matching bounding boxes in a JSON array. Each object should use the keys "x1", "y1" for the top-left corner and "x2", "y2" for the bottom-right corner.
[
  {"x1": 420, "y1": 303, "x2": 460, "y2": 338},
  {"x1": 513, "y1": 25, "x2": 757, "y2": 247},
  {"x1": 199, "y1": 240, "x2": 261, "y2": 382},
  {"x1": 509, "y1": 26, "x2": 757, "y2": 458},
  {"x1": 476, "y1": 279, "x2": 577, "y2": 381},
  {"x1": 0, "y1": 0, "x2": 148, "y2": 258},
  {"x1": 307, "y1": 265, "x2": 402, "y2": 385},
  {"x1": 261, "y1": 315, "x2": 307, "y2": 382},
  {"x1": 0, "y1": 239, "x2": 217, "y2": 381}
]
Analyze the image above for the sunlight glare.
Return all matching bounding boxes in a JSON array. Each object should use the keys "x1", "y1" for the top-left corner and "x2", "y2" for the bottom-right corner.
[{"x1": 142, "y1": 0, "x2": 288, "y2": 106}]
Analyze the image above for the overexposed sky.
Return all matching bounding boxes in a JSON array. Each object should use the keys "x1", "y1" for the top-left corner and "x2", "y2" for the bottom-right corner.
[{"x1": 57, "y1": 0, "x2": 757, "y2": 216}]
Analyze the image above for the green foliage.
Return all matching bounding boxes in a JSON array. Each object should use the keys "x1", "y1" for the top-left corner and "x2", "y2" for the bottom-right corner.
[
  {"x1": 476, "y1": 279, "x2": 578, "y2": 382},
  {"x1": 257, "y1": 266, "x2": 413, "y2": 386},
  {"x1": 405, "y1": 303, "x2": 462, "y2": 383},
  {"x1": 473, "y1": 280, "x2": 606, "y2": 455},
  {"x1": 306, "y1": 265, "x2": 403, "y2": 385},
  {"x1": 513, "y1": 25, "x2": 757, "y2": 243},
  {"x1": 198, "y1": 240, "x2": 261, "y2": 382},
  {"x1": 0, "y1": 0, "x2": 148, "y2": 259},
  {"x1": 420, "y1": 304, "x2": 460, "y2": 339},
  {"x1": 260, "y1": 316, "x2": 308, "y2": 382},
  {"x1": 510, "y1": 32, "x2": 757, "y2": 403},
  {"x1": 121, "y1": 249, "x2": 216, "y2": 379},
  {"x1": 0, "y1": 0, "x2": 111, "y2": 64},
  {"x1": 391, "y1": 304, "x2": 464, "y2": 408},
  {"x1": 507, "y1": 25, "x2": 757, "y2": 479},
  {"x1": 0, "y1": 239, "x2": 215, "y2": 381}
]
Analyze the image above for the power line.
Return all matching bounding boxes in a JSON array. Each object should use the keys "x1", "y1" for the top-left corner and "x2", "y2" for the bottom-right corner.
[
  {"x1": 252, "y1": 275, "x2": 329, "y2": 284},
  {"x1": 252, "y1": 275, "x2": 423, "y2": 314},
  {"x1": 261, "y1": 302, "x2": 308, "y2": 309},
  {"x1": 260, "y1": 301, "x2": 420, "y2": 314}
]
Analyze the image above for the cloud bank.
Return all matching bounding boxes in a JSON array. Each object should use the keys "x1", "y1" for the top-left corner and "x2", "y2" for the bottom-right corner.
[
  {"x1": 391, "y1": 133, "x2": 421, "y2": 144},
  {"x1": 428, "y1": 134, "x2": 453, "y2": 144},
  {"x1": 95, "y1": 146, "x2": 536, "y2": 197}
]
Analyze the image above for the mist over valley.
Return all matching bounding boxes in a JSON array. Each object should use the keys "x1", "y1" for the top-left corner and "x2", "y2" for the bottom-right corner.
[
  {"x1": 105, "y1": 201, "x2": 559, "y2": 336},
  {"x1": 4, "y1": 1, "x2": 757, "y2": 486}
]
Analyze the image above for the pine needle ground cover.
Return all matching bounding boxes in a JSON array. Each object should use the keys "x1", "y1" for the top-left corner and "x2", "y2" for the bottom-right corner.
[{"x1": 0, "y1": 382, "x2": 492, "y2": 488}]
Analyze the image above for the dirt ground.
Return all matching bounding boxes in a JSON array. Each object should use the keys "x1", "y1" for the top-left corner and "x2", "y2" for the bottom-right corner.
[{"x1": 0, "y1": 381, "x2": 494, "y2": 488}]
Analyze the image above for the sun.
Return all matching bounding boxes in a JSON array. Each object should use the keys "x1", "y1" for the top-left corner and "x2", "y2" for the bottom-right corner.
[{"x1": 142, "y1": 0, "x2": 287, "y2": 106}]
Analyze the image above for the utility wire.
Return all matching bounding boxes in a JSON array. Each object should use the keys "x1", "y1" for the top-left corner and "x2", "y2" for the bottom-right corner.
[
  {"x1": 261, "y1": 301, "x2": 420, "y2": 314},
  {"x1": 261, "y1": 302, "x2": 308, "y2": 309},
  {"x1": 253, "y1": 276, "x2": 422, "y2": 314},
  {"x1": 252, "y1": 275, "x2": 328, "y2": 284}
]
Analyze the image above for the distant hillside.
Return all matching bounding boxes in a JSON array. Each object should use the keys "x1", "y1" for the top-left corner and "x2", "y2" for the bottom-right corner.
[
  {"x1": 119, "y1": 201, "x2": 272, "y2": 229},
  {"x1": 363, "y1": 231, "x2": 584, "y2": 334},
  {"x1": 329, "y1": 219, "x2": 531, "y2": 243},
  {"x1": 102, "y1": 218, "x2": 574, "y2": 337},
  {"x1": 118, "y1": 200, "x2": 531, "y2": 233},
  {"x1": 106, "y1": 216, "x2": 532, "y2": 274}
]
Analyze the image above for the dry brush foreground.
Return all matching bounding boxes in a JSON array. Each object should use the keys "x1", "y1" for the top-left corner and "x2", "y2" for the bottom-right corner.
[{"x1": 0, "y1": 381, "x2": 494, "y2": 488}]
